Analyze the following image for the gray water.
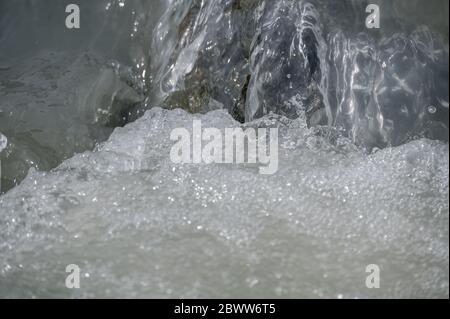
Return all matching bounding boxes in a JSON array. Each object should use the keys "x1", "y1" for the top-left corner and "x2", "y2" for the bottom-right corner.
[{"x1": 0, "y1": 0, "x2": 448, "y2": 298}]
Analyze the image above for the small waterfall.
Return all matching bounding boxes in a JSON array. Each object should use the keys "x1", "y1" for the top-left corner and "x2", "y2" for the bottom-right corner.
[{"x1": 0, "y1": 0, "x2": 448, "y2": 298}]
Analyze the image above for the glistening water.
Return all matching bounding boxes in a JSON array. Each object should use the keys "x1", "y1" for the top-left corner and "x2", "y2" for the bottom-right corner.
[{"x1": 0, "y1": 0, "x2": 448, "y2": 298}]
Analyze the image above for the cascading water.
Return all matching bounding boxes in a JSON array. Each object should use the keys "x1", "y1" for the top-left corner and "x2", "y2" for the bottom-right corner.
[
  {"x1": 0, "y1": 0, "x2": 448, "y2": 298},
  {"x1": 147, "y1": 0, "x2": 449, "y2": 147}
]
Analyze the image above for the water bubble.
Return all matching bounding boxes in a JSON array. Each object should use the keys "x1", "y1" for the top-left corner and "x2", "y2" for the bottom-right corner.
[{"x1": 427, "y1": 105, "x2": 437, "y2": 114}]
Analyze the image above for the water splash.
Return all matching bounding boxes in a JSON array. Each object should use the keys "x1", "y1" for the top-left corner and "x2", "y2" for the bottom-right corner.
[
  {"x1": 147, "y1": 0, "x2": 449, "y2": 148},
  {"x1": 0, "y1": 0, "x2": 448, "y2": 298},
  {"x1": 0, "y1": 107, "x2": 448, "y2": 298}
]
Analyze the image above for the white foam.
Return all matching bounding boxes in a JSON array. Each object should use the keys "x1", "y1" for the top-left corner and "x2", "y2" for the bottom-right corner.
[{"x1": 0, "y1": 107, "x2": 448, "y2": 298}]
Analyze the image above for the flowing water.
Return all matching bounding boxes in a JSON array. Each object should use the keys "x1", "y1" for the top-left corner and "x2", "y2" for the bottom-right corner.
[{"x1": 0, "y1": 0, "x2": 448, "y2": 298}]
